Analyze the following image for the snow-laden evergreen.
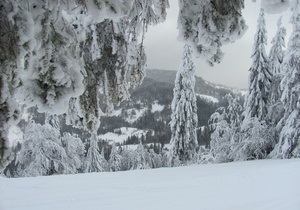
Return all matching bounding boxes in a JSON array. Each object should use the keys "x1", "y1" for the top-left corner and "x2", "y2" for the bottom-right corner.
[
  {"x1": 209, "y1": 107, "x2": 232, "y2": 163},
  {"x1": 269, "y1": 17, "x2": 286, "y2": 76},
  {"x1": 243, "y1": 9, "x2": 272, "y2": 122},
  {"x1": 108, "y1": 142, "x2": 122, "y2": 172},
  {"x1": 84, "y1": 134, "x2": 108, "y2": 173},
  {"x1": 268, "y1": 17, "x2": 287, "y2": 138},
  {"x1": 226, "y1": 94, "x2": 243, "y2": 132},
  {"x1": 16, "y1": 120, "x2": 67, "y2": 177},
  {"x1": 0, "y1": 0, "x2": 22, "y2": 171},
  {"x1": 233, "y1": 118, "x2": 274, "y2": 161},
  {"x1": 169, "y1": 44, "x2": 198, "y2": 165},
  {"x1": 131, "y1": 142, "x2": 150, "y2": 170},
  {"x1": 13, "y1": 1, "x2": 85, "y2": 115},
  {"x1": 235, "y1": 9, "x2": 275, "y2": 161},
  {"x1": 61, "y1": 133, "x2": 85, "y2": 174},
  {"x1": 148, "y1": 149, "x2": 163, "y2": 169},
  {"x1": 177, "y1": 0, "x2": 247, "y2": 66},
  {"x1": 272, "y1": 0, "x2": 300, "y2": 158},
  {"x1": 0, "y1": 0, "x2": 169, "y2": 170},
  {"x1": 269, "y1": 17, "x2": 287, "y2": 106},
  {"x1": 208, "y1": 94, "x2": 243, "y2": 163}
]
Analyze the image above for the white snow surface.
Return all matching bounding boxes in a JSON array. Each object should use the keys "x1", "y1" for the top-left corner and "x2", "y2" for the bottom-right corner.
[
  {"x1": 121, "y1": 144, "x2": 139, "y2": 150},
  {"x1": 2, "y1": 159, "x2": 299, "y2": 210},
  {"x1": 122, "y1": 143, "x2": 169, "y2": 151},
  {"x1": 152, "y1": 101, "x2": 165, "y2": 112},
  {"x1": 109, "y1": 108, "x2": 122, "y2": 116},
  {"x1": 197, "y1": 94, "x2": 219, "y2": 103},
  {"x1": 125, "y1": 108, "x2": 147, "y2": 123},
  {"x1": 98, "y1": 127, "x2": 149, "y2": 144}
]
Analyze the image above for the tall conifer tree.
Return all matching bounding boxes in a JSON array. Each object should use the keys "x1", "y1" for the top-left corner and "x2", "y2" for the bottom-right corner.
[
  {"x1": 169, "y1": 44, "x2": 198, "y2": 165},
  {"x1": 243, "y1": 8, "x2": 272, "y2": 122},
  {"x1": 273, "y1": 0, "x2": 300, "y2": 158},
  {"x1": 84, "y1": 134, "x2": 108, "y2": 173},
  {"x1": 109, "y1": 142, "x2": 122, "y2": 172},
  {"x1": 269, "y1": 17, "x2": 286, "y2": 106},
  {"x1": 237, "y1": 9, "x2": 274, "y2": 160},
  {"x1": 268, "y1": 17, "x2": 287, "y2": 128}
]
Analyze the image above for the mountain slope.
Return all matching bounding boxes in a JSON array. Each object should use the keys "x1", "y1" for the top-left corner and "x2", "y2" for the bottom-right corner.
[
  {"x1": 146, "y1": 69, "x2": 243, "y2": 100},
  {"x1": 1, "y1": 159, "x2": 299, "y2": 210}
]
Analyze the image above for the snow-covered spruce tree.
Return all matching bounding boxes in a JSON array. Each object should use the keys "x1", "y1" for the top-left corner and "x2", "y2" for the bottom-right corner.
[
  {"x1": 108, "y1": 142, "x2": 122, "y2": 172},
  {"x1": 149, "y1": 149, "x2": 163, "y2": 169},
  {"x1": 0, "y1": 0, "x2": 169, "y2": 170},
  {"x1": 209, "y1": 107, "x2": 232, "y2": 163},
  {"x1": 272, "y1": 0, "x2": 300, "y2": 159},
  {"x1": 268, "y1": 17, "x2": 287, "y2": 127},
  {"x1": 169, "y1": 44, "x2": 198, "y2": 165},
  {"x1": 132, "y1": 142, "x2": 150, "y2": 170},
  {"x1": 178, "y1": 0, "x2": 247, "y2": 66},
  {"x1": 84, "y1": 134, "x2": 108, "y2": 173},
  {"x1": 100, "y1": 148, "x2": 109, "y2": 172},
  {"x1": 233, "y1": 118, "x2": 274, "y2": 161},
  {"x1": 16, "y1": 120, "x2": 67, "y2": 177},
  {"x1": 236, "y1": 9, "x2": 274, "y2": 161},
  {"x1": 0, "y1": 0, "x2": 22, "y2": 171},
  {"x1": 65, "y1": 0, "x2": 169, "y2": 133},
  {"x1": 13, "y1": 1, "x2": 85, "y2": 115},
  {"x1": 269, "y1": 17, "x2": 286, "y2": 76},
  {"x1": 243, "y1": 8, "x2": 272, "y2": 122},
  {"x1": 226, "y1": 94, "x2": 243, "y2": 133},
  {"x1": 61, "y1": 133, "x2": 85, "y2": 174},
  {"x1": 120, "y1": 148, "x2": 134, "y2": 170},
  {"x1": 225, "y1": 94, "x2": 244, "y2": 159},
  {"x1": 208, "y1": 94, "x2": 243, "y2": 163}
]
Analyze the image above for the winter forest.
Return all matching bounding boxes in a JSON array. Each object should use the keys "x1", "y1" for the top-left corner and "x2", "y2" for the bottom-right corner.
[{"x1": 0, "y1": 0, "x2": 299, "y2": 185}]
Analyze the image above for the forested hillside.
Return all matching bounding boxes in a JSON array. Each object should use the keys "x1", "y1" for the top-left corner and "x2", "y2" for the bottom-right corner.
[{"x1": 3, "y1": 69, "x2": 243, "y2": 177}]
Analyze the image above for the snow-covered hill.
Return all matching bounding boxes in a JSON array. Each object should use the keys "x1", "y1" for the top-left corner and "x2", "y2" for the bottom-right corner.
[
  {"x1": 196, "y1": 94, "x2": 219, "y2": 103},
  {"x1": 98, "y1": 127, "x2": 151, "y2": 145},
  {"x1": 1, "y1": 159, "x2": 299, "y2": 210}
]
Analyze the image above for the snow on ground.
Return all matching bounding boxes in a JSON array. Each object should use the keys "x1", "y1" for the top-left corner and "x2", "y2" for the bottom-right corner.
[
  {"x1": 152, "y1": 101, "x2": 165, "y2": 113},
  {"x1": 109, "y1": 108, "x2": 122, "y2": 117},
  {"x1": 121, "y1": 144, "x2": 139, "y2": 150},
  {"x1": 98, "y1": 132, "x2": 128, "y2": 144},
  {"x1": 197, "y1": 94, "x2": 219, "y2": 103},
  {"x1": 125, "y1": 108, "x2": 147, "y2": 123},
  {"x1": 1, "y1": 159, "x2": 299, "y2": 210},
  {"x1": 98, "y1": 127, "x2": 149, "y2": 144},
  {"x1": 122, "y1": 143, "x2": 169, "y2": 151}
]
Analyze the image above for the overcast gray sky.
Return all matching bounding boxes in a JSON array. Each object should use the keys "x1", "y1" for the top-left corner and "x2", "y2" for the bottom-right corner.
[{"x1": 144, "y1": 1, "x2": 293, "y2": 89}]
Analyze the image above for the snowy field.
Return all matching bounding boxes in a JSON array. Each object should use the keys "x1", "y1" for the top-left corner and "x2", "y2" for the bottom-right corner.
[
  {"x1": 196, "y1": 94, "x2": 219, "y2": 103},
  {"x1": 1, "y1": 159, "x2": 300, "y2": 210},
  {"x1": 98, "y1": 127, "x2": 150, "y2": 144}
]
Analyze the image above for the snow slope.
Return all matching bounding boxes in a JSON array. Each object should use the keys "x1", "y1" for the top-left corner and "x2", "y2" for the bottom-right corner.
[
  {"x1": 152, "y1": 101, "x2": 165, "y2": 112},
  {"x1": 98, "y1": 127, "x2": 149, "y2": 144},
  {"x1": 1, "y1": 159, "x2": 300, "y2": 210},
  {"x1": 196, "y1": 94, "x2": 219, "y2": 103}
]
